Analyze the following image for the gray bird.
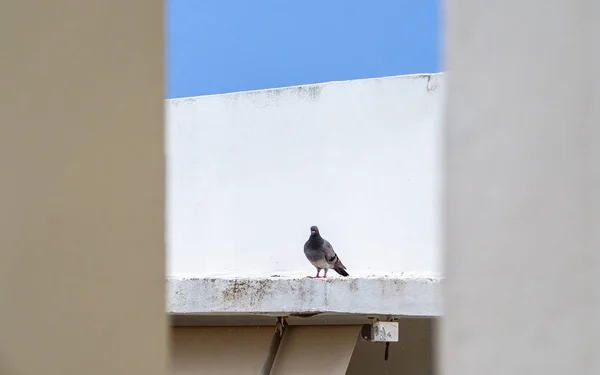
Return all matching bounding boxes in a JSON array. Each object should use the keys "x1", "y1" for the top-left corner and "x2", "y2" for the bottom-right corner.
[{"x1": 303, "y1": 226, "x2": 349, "y2": 278}]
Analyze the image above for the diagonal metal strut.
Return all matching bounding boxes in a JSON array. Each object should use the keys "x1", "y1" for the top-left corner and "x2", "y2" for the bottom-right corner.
[{"x1": 260, "y1": 316, "x2": 288, "y2": 375}]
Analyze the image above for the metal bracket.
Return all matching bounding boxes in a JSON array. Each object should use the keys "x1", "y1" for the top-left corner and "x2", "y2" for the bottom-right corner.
[
  {"x1": 276, "y1": 316, "x2": 288, "y2": 336},
  {"x1": 361, "y1": 319, "x2": 399, "y2": 361},
  {"x1": 361, "y1": 321, "x2": 399, "y2": 342}
]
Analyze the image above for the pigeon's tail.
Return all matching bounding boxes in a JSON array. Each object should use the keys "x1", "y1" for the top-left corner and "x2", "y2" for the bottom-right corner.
[{"x1": 334, "y1": 266, "x2": 349, "y2": 277}]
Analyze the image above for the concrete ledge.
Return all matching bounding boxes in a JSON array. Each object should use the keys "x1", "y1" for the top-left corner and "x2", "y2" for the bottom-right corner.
[
  {"x1": 167, "y1": 275, "x2": 442, "y2": 318},
  {"x1": 170, "y1": 313, "x2": 435, "y2": 327}
]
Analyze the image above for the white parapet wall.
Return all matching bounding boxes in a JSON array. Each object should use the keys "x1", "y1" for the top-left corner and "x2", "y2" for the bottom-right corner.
[{"x1": 166, "y1": 73, "x2": 445, "y2": 318}]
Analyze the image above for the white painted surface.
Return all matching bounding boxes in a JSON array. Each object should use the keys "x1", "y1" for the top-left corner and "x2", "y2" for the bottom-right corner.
[
  {"x1": 441, "y1": 0, "x2": 600, "y2": 374},
  {"x1": 167, "y1": 274, "x2": 441, "y2": 317},
  {"x1": 166, "y1": 74, "x2": 444, "y2": 277}
]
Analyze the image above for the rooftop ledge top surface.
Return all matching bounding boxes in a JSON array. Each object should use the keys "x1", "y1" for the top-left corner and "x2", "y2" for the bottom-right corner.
[
  {"x1": 167, "y1": 273, "x2": 443, "y2": 318},
  {"x1": 165, "y1": 72, "x2": 444, "y2": 102}
]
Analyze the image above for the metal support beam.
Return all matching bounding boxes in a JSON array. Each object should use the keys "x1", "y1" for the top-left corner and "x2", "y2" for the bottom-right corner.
[{"x1": 261, "y1": 317, "x2": 289, "y2": 375}]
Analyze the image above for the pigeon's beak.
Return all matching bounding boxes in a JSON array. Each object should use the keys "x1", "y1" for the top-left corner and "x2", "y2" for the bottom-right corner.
[{"x1": 311, "y1": 230, "x2": 316, "y2": 235}]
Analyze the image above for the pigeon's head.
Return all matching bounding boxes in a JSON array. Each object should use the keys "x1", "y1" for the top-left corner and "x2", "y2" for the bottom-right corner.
[{"x1": 310, "y1": 226, "x2": 320, "y2": 235}]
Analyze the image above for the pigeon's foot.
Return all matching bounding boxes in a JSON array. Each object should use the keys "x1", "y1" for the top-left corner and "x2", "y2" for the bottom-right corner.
[{"x1": 307, "y1": 275, "x2": 322, "y2": 279}]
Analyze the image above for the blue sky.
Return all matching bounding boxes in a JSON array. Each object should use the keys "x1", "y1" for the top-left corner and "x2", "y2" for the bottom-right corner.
[{"x1": 166, "y1": 0, "x2": 441, "y2": 98}]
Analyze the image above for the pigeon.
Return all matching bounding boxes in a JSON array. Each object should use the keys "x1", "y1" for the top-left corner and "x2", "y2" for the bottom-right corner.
[{"x1": 303, "y1": 226, "x2": 349, "y2": 278}]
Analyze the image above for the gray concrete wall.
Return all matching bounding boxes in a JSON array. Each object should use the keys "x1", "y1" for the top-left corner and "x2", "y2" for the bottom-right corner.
[{"x1": 441, "y1": 0, "x2": 600, "y2": 374}]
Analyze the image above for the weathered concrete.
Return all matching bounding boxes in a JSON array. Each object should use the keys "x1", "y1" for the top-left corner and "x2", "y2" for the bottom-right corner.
[{"x1": 168, "y1": 274, "x2": 442, "y2": 317}]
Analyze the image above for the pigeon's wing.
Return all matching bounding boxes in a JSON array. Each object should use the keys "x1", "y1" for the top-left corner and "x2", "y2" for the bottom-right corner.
[
  {"x1": 322, "y1": 240, "x2": 343, "y2": 267},
  {"x1": 323, "y1": 239, "x2": 349, "y2": 276}
]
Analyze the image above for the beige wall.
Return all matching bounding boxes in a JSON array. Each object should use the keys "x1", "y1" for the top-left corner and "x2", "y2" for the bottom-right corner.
[
  {"x1": 347, "y1": 318, "x2": 435, "y2": 375},
  {"x1": 171, "y1": 327, "x2": 275, "y2": 374},
  {"x1": 0, "y1": 1, "x2": 166, "y2": 374},
  {"x1": 171, "y1": 319, "x2": 435, "y2": 375},
  {"x1": 171, "y1": 326, "x2": 360, "y2": 375}
]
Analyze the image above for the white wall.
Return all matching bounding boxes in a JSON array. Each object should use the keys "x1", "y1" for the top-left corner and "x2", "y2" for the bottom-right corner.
[{"x1": 166, "y1": 74, "x2": 444, "y2": 277}]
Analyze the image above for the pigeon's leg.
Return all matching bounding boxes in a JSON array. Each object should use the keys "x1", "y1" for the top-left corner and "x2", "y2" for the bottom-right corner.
[
  {"x1": 323, "y1": 269, "x2": 328, "y2": 278},
  {"x1": 308, "y1": 268, "x2": 322, "y2": 278}
]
